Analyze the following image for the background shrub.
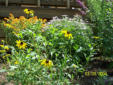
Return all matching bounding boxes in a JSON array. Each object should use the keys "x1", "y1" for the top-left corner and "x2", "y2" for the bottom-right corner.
[{"x1": 86, "y1": 0, "x2": 113, "y2": 57}]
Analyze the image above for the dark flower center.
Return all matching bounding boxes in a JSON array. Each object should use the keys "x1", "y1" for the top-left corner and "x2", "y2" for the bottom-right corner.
[
  {"x1": 20, "y1": 42, "x2": 23, "y2": 45},
  {"x1": 6, "y1": 49, "x2": 12, "y2": 54},
  {"x1": 67, "y1": 32, "x2": 70, "y2": 34},
  {"x1": 46, "y1": 60, "x2": 49, "y2": 63}
]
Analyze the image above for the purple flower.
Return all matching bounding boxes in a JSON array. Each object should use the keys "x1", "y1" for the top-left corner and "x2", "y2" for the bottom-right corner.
[{"x1": 76, "y1": 0, "x2": 87, "y2": 10}]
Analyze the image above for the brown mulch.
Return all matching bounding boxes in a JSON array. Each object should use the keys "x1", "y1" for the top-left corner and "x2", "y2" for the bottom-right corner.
[{"x1": 0, "y1": 64, "x2": 14, "y2": 85}]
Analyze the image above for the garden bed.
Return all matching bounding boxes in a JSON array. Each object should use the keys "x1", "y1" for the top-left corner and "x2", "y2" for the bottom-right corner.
[{"x1": 0, "y1": 0, "x2": 113, "y2": 84}]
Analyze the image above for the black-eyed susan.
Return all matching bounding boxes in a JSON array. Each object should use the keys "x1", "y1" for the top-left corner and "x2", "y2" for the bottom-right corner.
[
  {"x1": 41, "y1": 59, "x2": 53, "y2": 67},
  {"x1": 16, "y1": 40, "x2": 27, "y2": 49},
  {"x1": 24, "y1": 8, "x2": 29, "y2": 14},
  {"x1": 24, "y1": 8, "x2": 34, "y2": 16},
  {"x1": 61, "y1": 30, "x2": 73, "y2": 39}
]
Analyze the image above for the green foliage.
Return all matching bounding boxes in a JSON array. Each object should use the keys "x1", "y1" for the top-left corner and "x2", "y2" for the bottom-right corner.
[
  {"x1": 43, "y1": 16, "x2": 94, "y2": 64},
  {"x1": 1, "y1": 13, "x2": 94, "y2": 84},
  {"x1": 86, "y1": 0, "x2": 113, "y2": 57}
]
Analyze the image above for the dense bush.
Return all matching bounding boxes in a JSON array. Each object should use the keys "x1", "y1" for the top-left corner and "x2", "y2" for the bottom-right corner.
[
  {"x1": 86, "y1": 0, "x2": 113, "y2": 57},
  {"x1": 43, "y1": 15, "x2": 94, "y2": 64}
]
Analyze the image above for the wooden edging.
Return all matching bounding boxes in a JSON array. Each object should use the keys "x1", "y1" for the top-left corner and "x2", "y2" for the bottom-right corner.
[{"x1": 0, "y1": 6, "x2": 80, "y2": 18}]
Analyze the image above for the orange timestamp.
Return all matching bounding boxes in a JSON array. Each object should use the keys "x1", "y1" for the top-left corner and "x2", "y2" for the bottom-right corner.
[{"x1": 84, "y1": 71, "x2": 108, "y2": 77}]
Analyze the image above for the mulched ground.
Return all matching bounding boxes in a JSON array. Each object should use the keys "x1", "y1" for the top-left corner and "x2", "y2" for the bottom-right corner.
[{"x1": 0, "y1": 64, "x2": 14, "y2": 85}]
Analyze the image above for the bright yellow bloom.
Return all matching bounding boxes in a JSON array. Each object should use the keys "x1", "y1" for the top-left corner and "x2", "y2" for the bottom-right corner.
[
  {"x1": 4, "y1": 18, "x2": 9, "y2": 21},
  {"x1": 38, "y1": 19, "x2": 43, "y2": 22},
  {"x1": 41, "y1": 59, "x2": 53, "y2": 67},
  {"x1": 24, "y1": 8, "x2": 29, "y2": 14},
  {"x1": 29, "y1": 10, "x2": 34, "y2": 15},
  {"x1": 0, "y1": 50, "x2": 6, "y2": 53},
  {"x1": 24, "y1": 8, "x2": 34, "y2": 15},
  {"x1": 19, "y1": 16, "x2": 26, "y2": 20},
  {"x1": 16, "y1": 40, "x2": 27, "y2": 49},
  {"x1": 93, "y1": 36, "x2": 100, "y2": 39},
  {"x1": 14, "y1": 61, "x2": 19, "y2": 64},
  {"x1": 0, "y1": 45, "x2": 4, "y2": 48},
  {"x1": 1, "y1": 40, "x2": 4, "y2": 43},
  {"x1": 4, "y1": 46, "x2": 9, "y2": 50},
  {"x1": 9, "y1": 13, "x2": 14, "y2": 19},
  {"x1": 43, "y1": 19, "x2": 47, "y2": 23},
  {"x1": 41, "y1": 24, "x2": 46, "y2": 27},
  {"x1": 5, "y1": 54, "x2": 10, "y2": 57},
  {"x1": 61, "y1": 30, "x2": 73, "y2": 39},
  {"x1": 4, "y1": 24, "x2": 13, "y2": 28},
  {"x1": 61, "y1": 30, "x2": 67, "y2": 34}
]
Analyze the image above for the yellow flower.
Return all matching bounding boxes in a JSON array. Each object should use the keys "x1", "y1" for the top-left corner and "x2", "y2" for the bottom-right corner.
[
  {"x1": 14, "y1": 61, "x2": 19, "y2": 64},
  {"x1": 0, "y1": 50, "x2": 6, "y2": 53},
  {"x1": 1, "y1": 40, "x2": 5, "y2": 43},
  {"x1": 41, "y1": 24, "x2": 46, "y2": 27},
  {"x1": 93, "y1": 36, "x2": 100, "y2": 39},
  {"x1": 4, "y1": 18, "x2": 9, "y2": 22},
  {"x1": 38, "y1": 19, "x2": 43, "y2": 22},
  {"x1": 29, "y1": 10, "x2": 34, "y2": 15},
  {"x1": 4, "y1": 24, "x2": 13, "y2": 28},
  {"x1": 43, "y1": 19, "x2": 47, "y2": 23},
  {"x1": 4, "y1": 46, "x2": 9, "y2": 50},
  {"x1": 41, "y1": 59, "x2": 53, "y2": 67},
  {"x1": 16, "y1": 40, "x2": 27, "y2": 49},
  {"x1": 9, "y1": 13, "x2": 14, "y2": 19},
  {"x1": 19, "y1": 16, "x2": 26, "y2": 20},
  {"x1": 24, "y1": 8, "x2": 34, "y2": 15},
  {"x1": 61, "y1": 30, "x2": 67, "y2": 34},
  {"x1": 61, "y1": 30, "x2": 73, "y2": 39},
  {"x1": 24, "y1": 8, "x2": 29, "y2": 14},
  {"x1": 0, "y1": 45, "x2": 4, "y2": 48},
  {"x1": 5, "y1": 54, "x2": 10, "y2": 57}
]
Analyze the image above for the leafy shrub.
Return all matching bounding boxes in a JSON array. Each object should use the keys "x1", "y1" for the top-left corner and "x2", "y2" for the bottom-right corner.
[
  {"x1": 43, "y1": 15, "x2": 94, "y2": 64},
  {"x1": 86, "y1": 0, "x2": 113, "y2": 57}
]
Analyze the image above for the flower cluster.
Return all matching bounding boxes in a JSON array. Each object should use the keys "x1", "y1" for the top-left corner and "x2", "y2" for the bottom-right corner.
[{"x1": 0, "y1": 44, "x2": 11, "y2": 60}]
